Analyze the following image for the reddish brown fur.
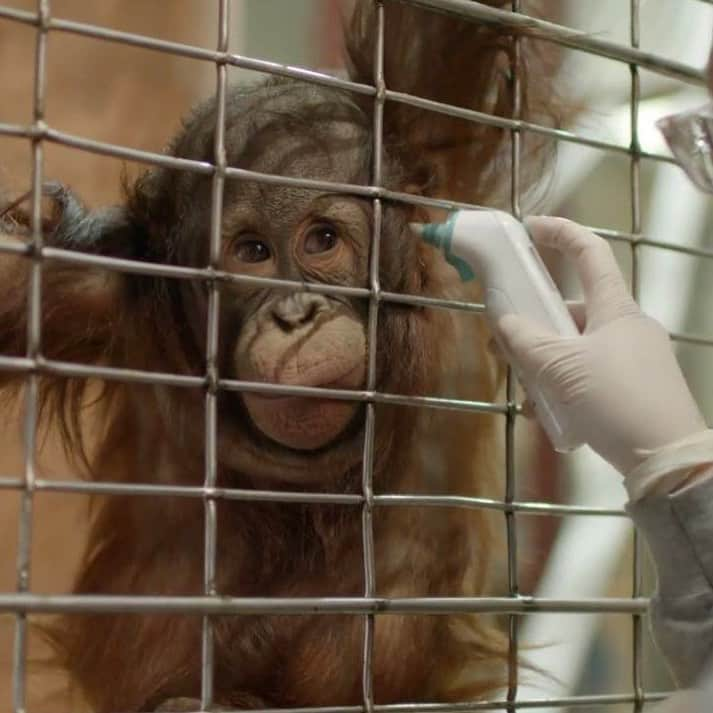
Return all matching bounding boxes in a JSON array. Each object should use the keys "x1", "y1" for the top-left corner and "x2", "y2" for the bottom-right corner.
[{"x1": 0, "y1": 2, "x2": 561, "y2": 711}]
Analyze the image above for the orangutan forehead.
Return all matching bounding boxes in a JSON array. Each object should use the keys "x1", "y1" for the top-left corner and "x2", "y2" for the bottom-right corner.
[
  {"x1": 228, "y1": 119, "x2": 370, "y2": 183},
  {"x1": 221, "y1": 115, "x2": 373, "y2": 226}
]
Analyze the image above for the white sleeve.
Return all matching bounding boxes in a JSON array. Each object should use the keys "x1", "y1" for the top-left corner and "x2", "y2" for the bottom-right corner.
[{"x1": 624, "y1": 429, "x2": 713, "y2": 502}]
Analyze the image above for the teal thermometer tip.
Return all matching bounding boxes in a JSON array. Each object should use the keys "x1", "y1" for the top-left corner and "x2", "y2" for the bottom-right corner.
[
  {"x1": 410, "y1": 221, "x2": 452, "y2": 249},
  {"x1": 409, "y1": 215, "x2": 475, "y2": 282}
]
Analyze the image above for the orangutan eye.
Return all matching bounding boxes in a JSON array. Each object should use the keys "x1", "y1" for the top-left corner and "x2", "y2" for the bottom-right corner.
[
  {"x1": 304, "y1": 224, "x2": 339, "y2": 255},
  {"x1": 235, "y1": 238, "x2": 272, "y2": 263}
]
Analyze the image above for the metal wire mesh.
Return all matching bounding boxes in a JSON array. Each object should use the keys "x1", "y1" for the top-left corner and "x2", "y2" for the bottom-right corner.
[{"x1": 0, "y1": 0, "x2": 711, "y2": 711}]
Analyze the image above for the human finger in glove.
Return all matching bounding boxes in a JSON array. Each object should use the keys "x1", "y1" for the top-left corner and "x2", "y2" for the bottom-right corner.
[{"x1": 493, "y1": 216, "x2": 709, "y2": 495}]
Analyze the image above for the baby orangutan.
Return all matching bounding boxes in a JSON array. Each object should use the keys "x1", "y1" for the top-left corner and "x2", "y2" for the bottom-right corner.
[{"x1": 0, "y1": 1, "x2": 560, "y2": 711}]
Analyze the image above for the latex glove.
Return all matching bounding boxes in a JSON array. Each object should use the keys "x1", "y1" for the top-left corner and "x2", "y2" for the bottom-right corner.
[{"x1": 494, "y1": 216, "x2": 707, "y2": 477}]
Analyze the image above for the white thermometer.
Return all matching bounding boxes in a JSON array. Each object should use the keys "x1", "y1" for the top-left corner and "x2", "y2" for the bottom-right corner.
[{"x1": 412, "y1": 209, "x2": 582, "y2": 453}]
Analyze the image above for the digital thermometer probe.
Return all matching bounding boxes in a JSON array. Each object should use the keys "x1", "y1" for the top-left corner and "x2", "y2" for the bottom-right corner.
[{"x1": 412, "y1": 209, "x2": 583, "y2": 453}]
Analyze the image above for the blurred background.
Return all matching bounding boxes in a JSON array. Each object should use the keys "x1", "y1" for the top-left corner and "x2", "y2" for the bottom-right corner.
[{"x1": 1, "y1": 1, "x2": 712, "y2": 711}]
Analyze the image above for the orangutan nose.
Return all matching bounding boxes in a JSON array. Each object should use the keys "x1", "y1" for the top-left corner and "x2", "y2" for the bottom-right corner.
[{"x1": 270, "y1": 293, "x2": 326, "y2": 333}]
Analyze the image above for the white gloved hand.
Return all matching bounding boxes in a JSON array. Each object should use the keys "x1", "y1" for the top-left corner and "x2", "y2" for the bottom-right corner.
[{"x1": 494, "y1": 216, "x2": 707, "y2": 477}]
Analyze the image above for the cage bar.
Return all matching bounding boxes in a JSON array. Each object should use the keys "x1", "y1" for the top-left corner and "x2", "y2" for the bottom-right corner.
[
  {"x1": 197, "y1": 0, "x2": 230, "y2": 707},
  {"x1": 360, "y1": 3, "x2": 387, "y2": 710},
  {"x1": 504, "y1": 0, "x2": 522, "y2": 708},
  {"x1": 628, "y1": 2, "x2": 646, "y2": 711},
  {"x1": 11, "y1": 1, "x2": 49, "y2": 712},
  {"x1": 0, "y1": 593, "x2": 650, "y2": 616}
]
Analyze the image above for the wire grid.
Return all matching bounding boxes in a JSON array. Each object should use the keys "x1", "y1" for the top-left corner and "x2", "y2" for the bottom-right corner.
[{"x1": 0, "y1": 0, "x2": 710, "y2": 711}]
